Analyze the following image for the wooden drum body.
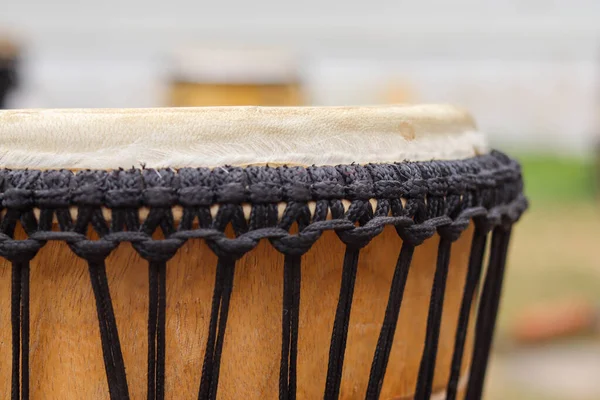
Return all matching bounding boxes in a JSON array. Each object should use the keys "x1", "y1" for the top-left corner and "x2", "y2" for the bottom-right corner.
[{"x1": 0, "y1": 106, "x2": 527, "y2": 399}]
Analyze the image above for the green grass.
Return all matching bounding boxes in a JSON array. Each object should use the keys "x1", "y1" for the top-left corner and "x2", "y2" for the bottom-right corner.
[{"x1": 515, "y1": 153, "x2": 596, "y2": 204}]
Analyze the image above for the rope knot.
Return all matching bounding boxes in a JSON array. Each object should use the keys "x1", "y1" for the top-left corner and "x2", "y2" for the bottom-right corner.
[
  {"x1": 336, "y1": 224, "x2": 383, "y2": 249},
  {"x1": 437, "y1": 218, "x2": 470, "y2": 242},
  {"x1": 133, "y1": 238, "x2": 184, "y2": 263},
  {"x1": 69, "y1": 239, "x2": 118, "y2": 262},
  {"x1": 399, "y1": 222, "x2": 436, "y2": 246},
  {"x1": 0, "y1": 237, "x2": 41, "y2": 263}
]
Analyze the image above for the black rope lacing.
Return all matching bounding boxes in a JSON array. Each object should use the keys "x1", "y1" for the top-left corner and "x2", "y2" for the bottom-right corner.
[
  {"x1": 279, "y1": 254, "x2": 302, "y2": 400},
  {"x1": 324, "y1": 246, "x2": 361, "y2": 399},
  {"x1": 148, "y1": 260, "x2": 166, "y2": 400},
  {"x1": 11, "y1": 260, "x2": 29, "y2": 400},
  {"x1": 465, "y1": 226, "x2": 513, "y2": 400},
  {"x1": 0, "y1": 152, "x2": 527, "y2": 399},
  {"x1": 197, "y1": 256, "x2": 237, "y2": 400},
  {"x1": 87, "y1": 259, "x2": 130, "y2": 400},
  {"x1": 365, "y1": 242, "x2": 414, "y2": 399},
  {"x1": 446, "y1": 227, "x2": 488, "y2": 400},
  {"x1": 1, "y1": 204, "x2": 39, "y2": 400},
  {"x1": 414, "y1": 237, "x2": 452, "y2": 399}
]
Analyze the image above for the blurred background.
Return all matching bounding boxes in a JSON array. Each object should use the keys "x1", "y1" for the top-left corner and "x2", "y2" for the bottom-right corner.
[{"x1": 1, "y1": 1, "x2": 600, "y2": 398}]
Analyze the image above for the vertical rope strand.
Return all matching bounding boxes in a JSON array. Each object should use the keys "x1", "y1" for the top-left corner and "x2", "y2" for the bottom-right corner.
[
  {"x1": 279, "y1": 254, "x2": 302, "y2": 400},
  {"x1": 14, "y1": 211, "x2": 37, "y2": 400},
  {"x1": 88, "y1": 260, "x2": 118, "y2": 399},
  {"x1": 324, "y1": 246, "x2": 361, "y2": 400},
  {"x1": 289, "y1": 253, "x2": 301, "y2": 399},
  {"x1": 365, "y1": 243, "x2": 415, "y2": 400},
  {"x1": 157, "y1": 261, "x2": 167, "y2": 400},
  {"x1": 209, "y1": 258, "x2": 235, "y2": 400},
  {"x1": 96, "y1": 260, "x2": 130, "y2": 399},
  {"x1": 279, "y1": 255, "x2": 292, "y2": 400},
  {"x1": 414, "y1": 238, "x2": 452, "y2": 400},
  {"x1": 198, "y1": 259, "x2": 225, "y2": 400},
  {"x1": 147, "y1": 262, "x2": 158, "y2": 400},
  {"x1": 446, "y1": 229, "x2": 488, "y2": 400},
  {"x1": 9, "y1": 261, "x2": 31, "y2": 400},
  {"x1": 87, "y1": 260, "x2": 130, "y2": 400},
  {"x1": 11, "y1": 261, "x2": 22, "y2": 400},
  {"x1": 20, "y1": 261, "x2": 30, "y2": 400},
  {"x1": 148, "y1": 260, "x2": 167, "y2": 400},
  {"x1": 198, "y1": 257, "x2": 236, "y2": 400},
  {"x1": 465, "y1": 227, "x2": 512, "y2": 400}
]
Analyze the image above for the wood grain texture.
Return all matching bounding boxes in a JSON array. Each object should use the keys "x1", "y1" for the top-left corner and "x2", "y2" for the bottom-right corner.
[{"x1": 0, "y1": 224, "x2": 475, "y2": 399}]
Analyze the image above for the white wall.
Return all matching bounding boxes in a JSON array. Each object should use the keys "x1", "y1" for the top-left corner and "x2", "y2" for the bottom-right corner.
[{"x1": 2, "y1": 0, "x2": 600, "y2": 154}]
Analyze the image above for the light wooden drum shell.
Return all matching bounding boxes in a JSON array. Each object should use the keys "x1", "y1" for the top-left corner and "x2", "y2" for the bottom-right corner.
[{"x1": 0, "y1": 106, "x2": 527, "y2": 400}]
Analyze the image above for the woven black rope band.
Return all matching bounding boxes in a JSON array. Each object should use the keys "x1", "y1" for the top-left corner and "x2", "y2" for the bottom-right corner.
[{"x1": 0, "y1": 150, "x2": 527, "y2": 400}]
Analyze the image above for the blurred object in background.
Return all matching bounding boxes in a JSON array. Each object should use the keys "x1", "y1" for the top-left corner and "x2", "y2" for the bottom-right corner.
[
  {"x1": 0, "y1": 35, "x2": 19, "y2": 109},
  {"x1": 511, "y1": 298, "x2": 600, "y2": 345},
  {"x1": 381, "y1": 80, "x2": 418, "y2": 105},
  {"x1": 167, "y1": 47, "x2": 304, "y2": 106}
]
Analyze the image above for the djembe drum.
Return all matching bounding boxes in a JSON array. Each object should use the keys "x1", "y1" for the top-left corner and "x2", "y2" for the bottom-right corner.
[
  {"x1": 0, "y1": 105, "x2": 527, "y2": 400},
  {"x1": 168, "y1": 48, "x2": 303, "y2": 106}
]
